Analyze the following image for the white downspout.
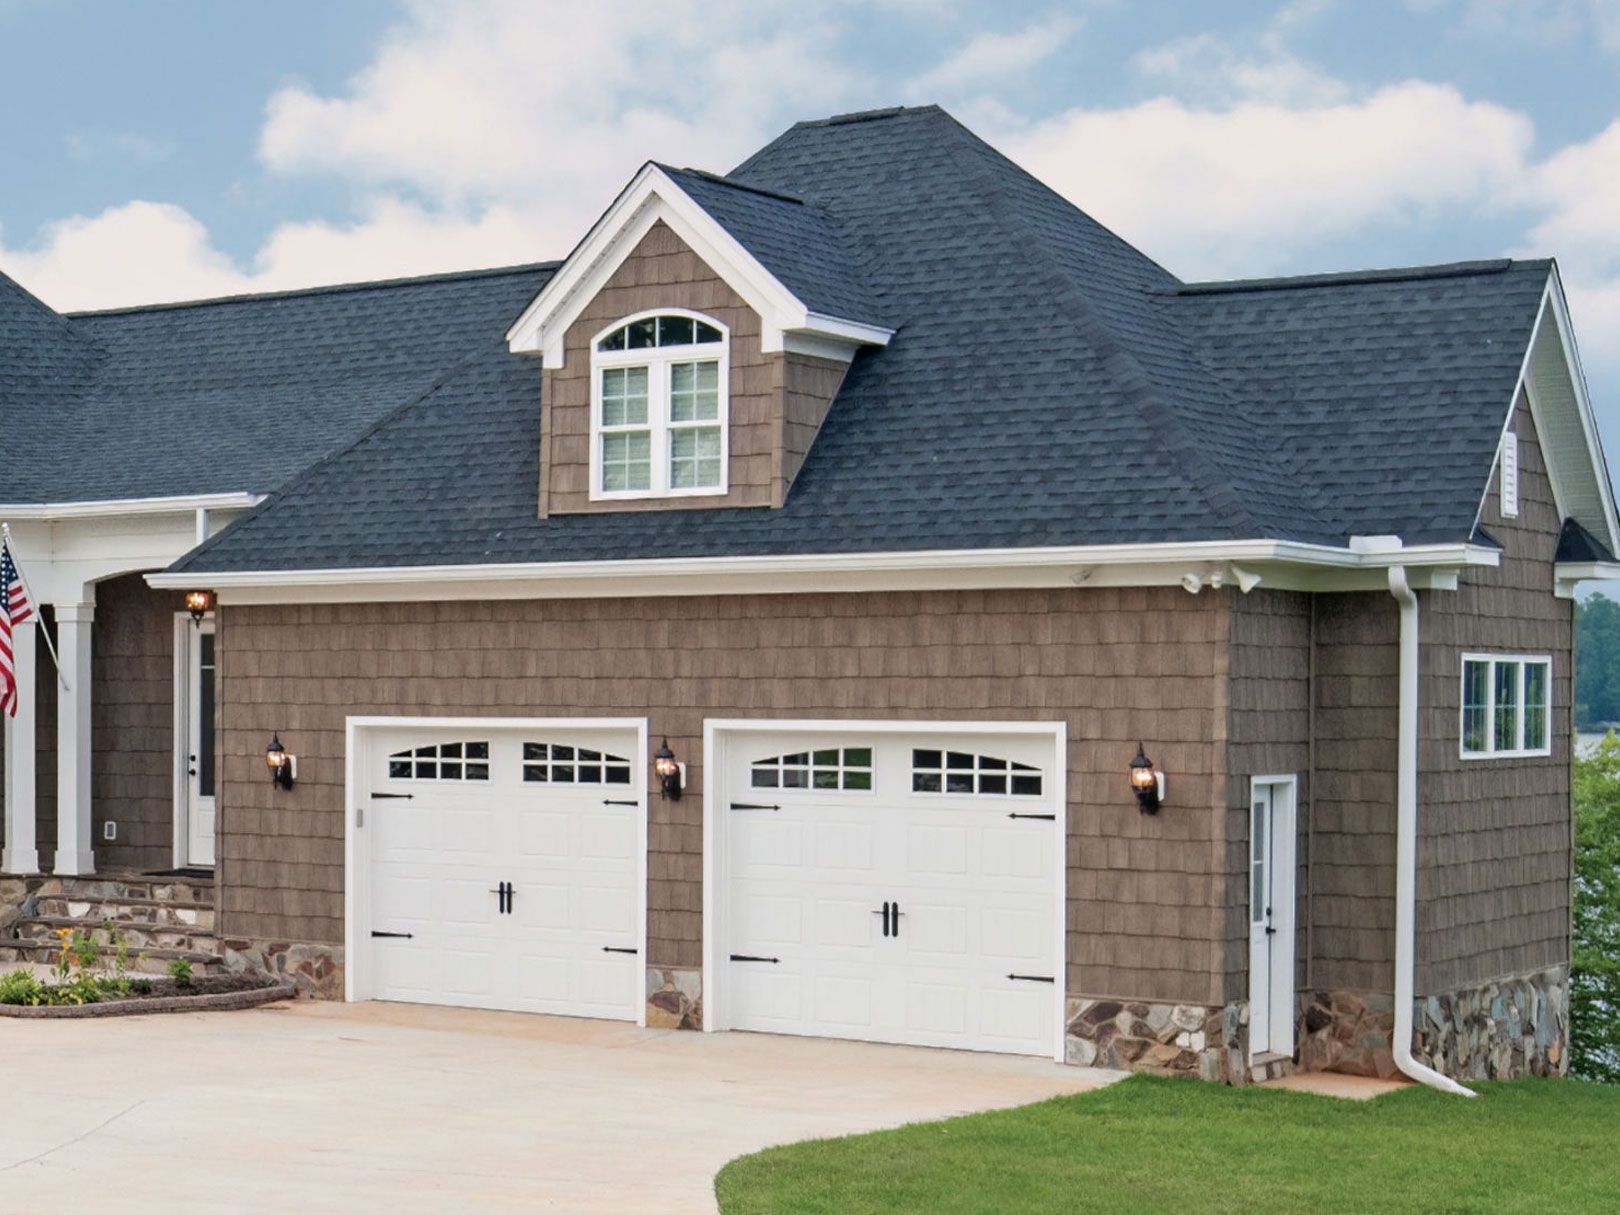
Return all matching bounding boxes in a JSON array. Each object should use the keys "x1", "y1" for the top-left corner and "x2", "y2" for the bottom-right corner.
[{"x1": 1387, "y1": 566, "x2": 1477, "y2": 1096}]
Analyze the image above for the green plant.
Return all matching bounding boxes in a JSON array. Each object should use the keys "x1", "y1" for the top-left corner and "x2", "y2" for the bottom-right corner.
[
  {"x1": 0, "y1": 968, "x2": 44, "y2": 1006},
  {"x1": 1573, "y1": 736, "x2": 1620, "y2": 1082},
  {"x1": 168, "y1": 956, "x2": 193, "y2": 986}
]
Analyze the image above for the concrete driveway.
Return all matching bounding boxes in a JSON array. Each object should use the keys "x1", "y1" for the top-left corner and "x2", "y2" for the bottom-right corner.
[{"x1": 0, "y1": 1001, "x2": 1118, "y2": 1212}]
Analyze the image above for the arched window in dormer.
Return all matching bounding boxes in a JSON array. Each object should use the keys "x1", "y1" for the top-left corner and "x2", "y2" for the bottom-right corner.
[{"x1": 590, "y1": 310, "x2": 729, "y2": 500}]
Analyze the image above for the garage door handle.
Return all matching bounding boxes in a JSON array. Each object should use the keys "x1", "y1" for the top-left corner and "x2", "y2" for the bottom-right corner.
[
  {"x1": 873, "y1": 902, "x2": 892, "y2": 937},
  {"x1": 729, "y1": 953, "x2": 780, "y2": 964},
  {"x1": 1007, "y1": 974, "x2": 1054, "y2": 983}
]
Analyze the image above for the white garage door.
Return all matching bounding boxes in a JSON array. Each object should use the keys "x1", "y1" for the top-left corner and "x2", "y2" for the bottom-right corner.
[
  {"x1": 354, "y1": 721, "x2": 644, "y2": 1021},
  {"x1": 718, "y1": 726, "x2": 1062, "y2": 1057}
]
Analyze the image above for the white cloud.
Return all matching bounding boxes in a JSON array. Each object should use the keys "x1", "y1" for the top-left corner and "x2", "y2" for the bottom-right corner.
[
  {"x1": 910, "y1": 12, "x2": 1082, "y2": 96},
  {"x1": 999, "y1": 82, "x2": 1535, "y2": 279}
]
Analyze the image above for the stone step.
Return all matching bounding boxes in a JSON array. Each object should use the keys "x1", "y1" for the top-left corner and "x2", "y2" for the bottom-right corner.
[
  {"x1": 31, "y1": 876, "x2": 214, "y2": 907},
  {"x1": 30, "y1": 896, "x2": 215, "y2": 931},
  {"x1": 13, "y1": 916, "x2": 216, "y2": 955},
  {"x1": 0, "y1": 939, "x2": 223, "y2": 976}
]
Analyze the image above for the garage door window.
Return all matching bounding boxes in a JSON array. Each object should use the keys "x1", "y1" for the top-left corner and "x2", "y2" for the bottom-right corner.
[
  {"x1": 751, "y1": 747, "x2": 873, "y2": 791},
  {"x1": 388, "y1": 741, "x2": 491, "y2": 781},
  {"x1": 912, "y1": 749, "x2": 1042, "y2": 796},
  {"x1": 523, "y1": 743, "x2": 633, "y2": 785}
]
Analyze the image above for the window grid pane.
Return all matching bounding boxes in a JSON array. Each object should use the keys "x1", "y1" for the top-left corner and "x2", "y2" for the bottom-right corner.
[
  {"x1": 669, "y1": 426, "x2": 722, "y2": 489},
  {"x1": 751, "y1": 748, "x2": 873, "y2": 791},
  {"x1": 1494, "y1": 661, "x2": 1521, "y2": 752},
  {"x1": 600, "y1": 366, "x2": 648, "y2": 427},
  {"x1": 911, "y1": 749, "x2": 1042, "y2": 796},
  {"x1": 601, "y1": 430, "x2": 651, "y2": 492},
  {"x1": 1462, "y1": 660, "x2": 1489, "y2": 754},
  {"x1": 387, "y1": 741, "x2": 491, "y2": 781},
  {"x1": 522, "y1": 742, "x2": 633, "y2": 786},
  {"x1": 1524, "y1": 662, "x2": 1550, "y2": 751}
]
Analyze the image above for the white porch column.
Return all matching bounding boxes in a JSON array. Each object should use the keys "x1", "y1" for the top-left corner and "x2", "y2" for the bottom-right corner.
[
  {"x1": 1, "y1": 618, "x2": 39, "y2": 873},
  {"x1": 54, "y1": 602, "x2": 95, "y2": 876}
]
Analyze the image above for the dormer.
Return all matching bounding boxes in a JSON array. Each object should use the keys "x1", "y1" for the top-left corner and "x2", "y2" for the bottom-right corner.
[{"x1": 508, "y1": 164, "x2": 892, "y2": 515}]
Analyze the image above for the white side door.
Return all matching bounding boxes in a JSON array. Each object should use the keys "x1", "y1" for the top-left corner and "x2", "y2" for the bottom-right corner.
[
  {"x1": 1248, "y1": 778, "x2": 1298, "y2": 1059},
  {"x1": 721, "y1": 728, "x2": 1061, "y2": 1057},
  {"x1": 183, "y1": 619, "x2": 216, "y2": 867}
]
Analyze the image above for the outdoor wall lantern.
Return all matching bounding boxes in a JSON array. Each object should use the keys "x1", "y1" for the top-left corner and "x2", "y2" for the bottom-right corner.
[
  {"x1": 1129, "y1": 743, "x2": 1165, "y2": 814},
  {"x1": 653, "y1": 737, "x2": 685, "y2": 801},
  {"x1": 266, "y1": 733, "x2": 296, "y2": 790},
  {"x1": 184, "y1": 589, "x2": 214, "y2": 623}
]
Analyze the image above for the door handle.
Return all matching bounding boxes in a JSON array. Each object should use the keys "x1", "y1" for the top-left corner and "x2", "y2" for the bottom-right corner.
[
  {"x1": 872, "y1": 901, "x2": 891, "y2": 937},
  {"x1": 488, "y1": 881, "x2": 513, "y2": 914},
  {"x1": 892, "y1": 900, "x2": 903, "y2": 939}
]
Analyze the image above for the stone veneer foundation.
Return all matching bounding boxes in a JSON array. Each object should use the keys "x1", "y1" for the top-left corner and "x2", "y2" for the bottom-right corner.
[
  {"x1": 646, "y1": 966, "x2": 702, "y2": 1030},
  {"x1": 1300, "y1": 965, "x2": 1569, "y2": 1081},
  {"x1": 1065, "y1": 996, "x2": 1260, "y2": 1083},
  {"x1": 222, "y1": 938, "x2": 345, "y2": 999}
]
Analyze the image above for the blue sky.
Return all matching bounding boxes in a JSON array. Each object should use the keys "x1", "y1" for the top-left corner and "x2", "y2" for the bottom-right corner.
[{"x1": 3, "y1": 0, "x2": 1619, "y2": 451}]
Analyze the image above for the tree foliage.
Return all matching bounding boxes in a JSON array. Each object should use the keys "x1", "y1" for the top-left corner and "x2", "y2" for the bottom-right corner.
[
  {"x1": 1575, "y1": 593, "x2": 1620, "y2": 729},
  {"x1": 1573, "y1": 736, "x2": 1620, "y2": 1082}
]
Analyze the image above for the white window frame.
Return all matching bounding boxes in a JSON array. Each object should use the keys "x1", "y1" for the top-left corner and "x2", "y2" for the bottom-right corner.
[
  {"x1": 589, "y1": 308, "x2": 730, "y2": 501},
  {"x1": 1459, "y1": 653, "x2": 1552, "y2": 759}
]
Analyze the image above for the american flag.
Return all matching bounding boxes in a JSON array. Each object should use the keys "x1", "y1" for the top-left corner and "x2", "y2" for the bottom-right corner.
[{"x1": 0, "y1": 543, "x2": 35, "y2": 718}]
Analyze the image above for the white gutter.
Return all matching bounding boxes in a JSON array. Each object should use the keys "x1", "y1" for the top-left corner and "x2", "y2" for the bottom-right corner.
[
  {"x1": 1387, "y1": 566, "x2": 1478, "y2": 1097},
  {"x1": 0, "y1": 492, "x2": 262, "y2": 521},
  {"x1": 148, "y1": 538, "x2": 1500, "y2": 592}
]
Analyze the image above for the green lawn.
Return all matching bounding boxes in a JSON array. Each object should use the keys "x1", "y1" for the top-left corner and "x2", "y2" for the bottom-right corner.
[{"x1": 714, "y1": 1075, "x2": 1620, "y2": 1214}]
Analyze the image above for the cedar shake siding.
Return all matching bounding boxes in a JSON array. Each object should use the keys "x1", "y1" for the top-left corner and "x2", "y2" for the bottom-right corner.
[
  {"x1": 91, "y1": 574, "x2": 191, "y2": 873},
  {"x1": 1416, "y1": 396, "x2": 1572, "y2": 995},
  {"x1": 1225, "y1": 590, "x2": 1313, "y2": 1006},
  {"x1": 539, "y1": 220, "x2": 844, "y2": 515},
  {"x1": 216, "y1": 587, "x2": 1236, "y2": 1004}
]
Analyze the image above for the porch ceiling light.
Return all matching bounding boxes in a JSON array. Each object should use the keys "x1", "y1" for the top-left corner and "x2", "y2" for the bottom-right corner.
[
  {"x1": 266, "y1": 733, "x2": 295, "y2": 790},
  {"x1": 185, "y1": 589, "x2": 214, "y2": 622},
  {"x1": 653, "y1": 737, "x2": 684, "y2": 801},
  {"x1": 1129, "y1": 743, "x2": 1164, "y2": 814}
]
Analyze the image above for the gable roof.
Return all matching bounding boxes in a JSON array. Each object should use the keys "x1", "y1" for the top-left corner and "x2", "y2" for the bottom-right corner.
[
  {"x1": 0, "y1": 264, "x2": 551, "y2": 505},
  {"x1": 159, "y1": 106, "x2": 1569, "y2": 580}
]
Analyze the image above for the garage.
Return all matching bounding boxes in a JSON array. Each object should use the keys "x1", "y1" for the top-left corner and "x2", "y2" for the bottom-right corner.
[
  {"x1": 706, "y1": 722, "x2": 1065, "y2": 1059},
  {"x1": 346, "y1": 718, "x2": 647, "y2": 1022}
]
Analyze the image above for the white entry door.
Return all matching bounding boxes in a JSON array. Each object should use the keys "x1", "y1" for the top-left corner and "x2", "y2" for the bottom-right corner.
[
  {"x1": 354, "y1": 721, "x2": 644, "y2": 1021},
  {"x1": 1248, "y1": 777, "x2": 1298, "y2": 1059},
  {"x1": 716, "y1": 726, "x2": 1063, "y2": 1058},
  {"x1": 181, "y1": 618, "x2": 216, "y2": 867}
]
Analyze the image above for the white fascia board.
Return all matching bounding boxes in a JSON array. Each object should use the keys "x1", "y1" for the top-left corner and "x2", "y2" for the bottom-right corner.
[
  {"x1": 505, "y1": 164, "x2": 892, "y2": 366},
  {"x1": 0, "y1": 492, "x2": 262, "y2": 521},
  {"x1": 1555, "y1": 561, "x2": 1620, "y2": 599},
  {"x1": 1544, "y1": 267, "x2": 1620, "y2": 554},
  {"x1": 147, "y1": 538, "x2": 1498, "y2": 604}
]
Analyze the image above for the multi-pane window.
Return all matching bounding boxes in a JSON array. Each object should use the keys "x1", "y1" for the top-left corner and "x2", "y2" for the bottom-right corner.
[
  {"x1": 911, "y1": 750, "x2": 1042, "y2": 796},
  {"x1": 592, "y1": 312, "x2": 727, "y2": 499},
  {"x1": 1461, "y1": 655, "x2": 1552, "y2": 757},
  {"x1": 523, "y1": 743, "x2": 633, "y2": 785},
  {"x1": 751, "y1": 748, "x2": 873, "y2": 791},
  {"x1": 388, "y1": 741, "x2": 491, "y2": 781}
]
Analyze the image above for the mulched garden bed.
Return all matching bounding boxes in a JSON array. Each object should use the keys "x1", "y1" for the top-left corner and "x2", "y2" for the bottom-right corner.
[{"x1": 0, "y1": 973, "x2": 294, "y2": 1019}]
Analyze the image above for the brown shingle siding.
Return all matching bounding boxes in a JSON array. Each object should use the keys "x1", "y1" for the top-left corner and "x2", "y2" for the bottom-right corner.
[{"x1": 218, "y1": 585, "x2": 1233, "y2": 1004}]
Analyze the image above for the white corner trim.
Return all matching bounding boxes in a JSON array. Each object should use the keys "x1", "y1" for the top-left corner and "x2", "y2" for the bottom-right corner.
[
  {"x1": 505, "y1": 163, "x2": 892, "y2": 366},
  {"x1": 0, "y1": 492, "x2": 262, "y2": 521}
]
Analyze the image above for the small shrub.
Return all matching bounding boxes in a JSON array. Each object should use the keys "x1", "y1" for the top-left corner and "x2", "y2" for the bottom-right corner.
[
  {"x1": 0, "y1": 969, "x2": 43, "y2": 1006},
  {"x1": 168, "y1": 956, "x2": 193, "y2": 986}
]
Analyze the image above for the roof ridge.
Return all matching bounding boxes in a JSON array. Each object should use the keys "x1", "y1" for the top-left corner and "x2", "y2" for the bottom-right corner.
[
  {"x1": 659, "y1": 165, "x2": 805, "y2": 205},
  {"x1": 1173, "y1": 258, "x2": 1537, "y2": 296},
  {"x1": 793, "y1": 105, "x2": 942, "y2": 129},
  {"x1": 66, "y1": 260, "x2": 559, "y2": 318}
]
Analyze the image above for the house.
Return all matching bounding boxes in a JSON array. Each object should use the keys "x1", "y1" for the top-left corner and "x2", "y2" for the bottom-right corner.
[{"x1": 0, "y1": 105, "x2": 1612, "y2": 1085}]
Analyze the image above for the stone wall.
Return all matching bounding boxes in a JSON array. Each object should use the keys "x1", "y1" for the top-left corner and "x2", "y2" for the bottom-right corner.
[
  {"x1": 1298, "y1": 989, "x2": 1397, "y2": 1077},
  {"x1": 646, "y1": 966, "x2": 702, "y2": 1030},
  {"x1": 1413, "y1": 965, "x2": 1569, "y2": 1079},
  {"x1": 220, "y1": 937, "x2": 344, "y2": 999},
  {"x1": 1065, "y1": 995, "x2": 1250, "y2": 1083}
]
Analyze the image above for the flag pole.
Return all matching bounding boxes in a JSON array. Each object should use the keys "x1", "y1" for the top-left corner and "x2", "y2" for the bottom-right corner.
[{"x1": 1, "y1": 522, "x2": 68, "y2": 692}]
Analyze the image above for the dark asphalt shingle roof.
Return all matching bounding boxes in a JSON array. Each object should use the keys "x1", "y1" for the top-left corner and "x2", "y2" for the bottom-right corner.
[
  {"x1": 0, "y1": 264, "x2": 552, "y2": 503},
  {"x1": 1, "y1": 105, "x2": 1558, "y2": 574}
]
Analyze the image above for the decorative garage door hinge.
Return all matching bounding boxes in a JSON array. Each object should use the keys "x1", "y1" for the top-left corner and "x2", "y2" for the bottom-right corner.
[
  {"x1": 602, "y1": 798, "x2": 639, "y2": 806},
  {"x1": 371, "y1": 792, "x2": 413, "y2": 799},
  {"x1": 729, "y1": 802, "x2": 780, "y2": 811},
  {"x1": 729, "y1": 953, "x2": 780, "y2": 964},
  {"x1": 601, "y1": 946, "x2": 639, "y2": 954},
  {"x1": 1007, "y1": 812, "x2": 1056, "y2": 821},
  {"x1": 1006, "y1": 973, "x2": 1055, "y2": 983},
  {"x1": 371, "y1": 931, "x2": 414, "y2": 939}
]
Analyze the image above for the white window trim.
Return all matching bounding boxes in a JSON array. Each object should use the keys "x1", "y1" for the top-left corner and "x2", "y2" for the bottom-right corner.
[
  {"x1": 1459, "y1": 652, "x2": 1553, "y2": 760},
  {"x1": 589, "y1": 308, "x2": 730, "y2": 502}
]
